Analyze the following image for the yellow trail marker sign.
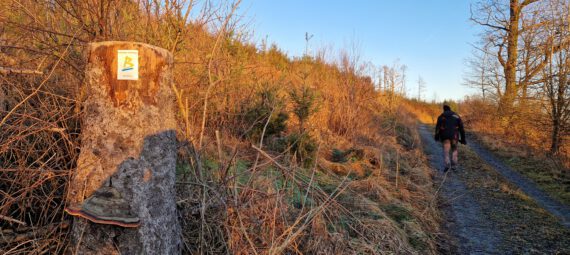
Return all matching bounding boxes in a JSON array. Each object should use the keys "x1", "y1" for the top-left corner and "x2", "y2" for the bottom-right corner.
[{"x1": 117, "y1": 50, "x2": 139, "y2": 80}]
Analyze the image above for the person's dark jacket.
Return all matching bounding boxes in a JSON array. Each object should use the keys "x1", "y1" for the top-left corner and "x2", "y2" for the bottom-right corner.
[{"x1": 435, "y1": 110, "x2": 466, "y2": 144}]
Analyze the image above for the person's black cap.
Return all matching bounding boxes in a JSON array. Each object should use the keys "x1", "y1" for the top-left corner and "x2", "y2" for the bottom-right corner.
[{"x1": 443, "y1": 105, "x2": 451, "y2": 111}]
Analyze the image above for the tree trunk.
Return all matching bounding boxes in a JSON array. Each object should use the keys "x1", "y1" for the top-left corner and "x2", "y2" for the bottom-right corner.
[
  {"x1": 66, "y1": 41, "x2": 180, "y2": 254},
  {"x1": 500, "y1": 0, "x2": 522, "y2": 116},
  {"x1": 551, "y1": 118, "x2": 561, "y2": 154},
  {"x1": 551, "y1": 65, "x2": 568, "y2": 154}
]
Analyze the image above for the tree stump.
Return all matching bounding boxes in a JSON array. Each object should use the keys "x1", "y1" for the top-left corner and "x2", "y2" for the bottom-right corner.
[{"x1": 66, "y1": 41, "x2": 180, "y2": 254}]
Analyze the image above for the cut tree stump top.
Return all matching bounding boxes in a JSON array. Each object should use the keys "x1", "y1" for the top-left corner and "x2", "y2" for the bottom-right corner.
[{"x1": 87, "y1": 41, "x2": 173, "y2": 107}]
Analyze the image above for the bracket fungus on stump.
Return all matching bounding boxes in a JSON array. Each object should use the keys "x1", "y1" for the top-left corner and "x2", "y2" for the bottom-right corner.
[
  {"x1": 66, "y1": 41, "x2": 180, "y2": 254},
  {"x1": 65, "y1": 184, "x2": 140, "y2": 228}
]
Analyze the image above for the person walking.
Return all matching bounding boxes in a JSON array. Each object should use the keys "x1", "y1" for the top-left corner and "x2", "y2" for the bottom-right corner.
[{"x1": 435, "y1": 104, "x2": 466, "y2": 172}]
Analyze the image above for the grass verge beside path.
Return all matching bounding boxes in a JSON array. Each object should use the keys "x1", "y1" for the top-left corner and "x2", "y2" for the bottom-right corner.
[
  {"x1": 455, "y1": 146, "x2": 570, "y2": 253},
  {"x1": 469, "y1": 133, "x2": 570, "y2": 207}
]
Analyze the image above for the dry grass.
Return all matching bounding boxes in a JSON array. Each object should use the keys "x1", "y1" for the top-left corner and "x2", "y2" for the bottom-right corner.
[
  {"x1": 460, "y1": 97, "x2": 569, "y2": 164},
  {"x1": 169, "y1": 100, "x2": 442, "y2": 254},
  {"x1": 457, "y1": 97, "x2": 570, "y2": 206},
  {"x1": 0, "y1": 72, "x2": 78, "y2": 254}
]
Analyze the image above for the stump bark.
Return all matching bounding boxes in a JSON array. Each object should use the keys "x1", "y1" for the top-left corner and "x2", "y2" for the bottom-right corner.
[{"x1": 67, "y1": 41, "x2": 180, "y2": 254}]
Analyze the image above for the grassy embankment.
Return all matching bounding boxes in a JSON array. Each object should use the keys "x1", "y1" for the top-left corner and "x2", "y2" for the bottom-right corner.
[{"x1": 174, "y1": 106, "x2": 443, "y2": 254}]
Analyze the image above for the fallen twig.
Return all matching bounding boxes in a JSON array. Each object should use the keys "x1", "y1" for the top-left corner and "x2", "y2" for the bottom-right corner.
[
  {"x1": 0, "y1": 214, "x2": 27, "y2": 226},
  {"x1": 0, "y1": 67, "x2": 43, "y2": 75}
]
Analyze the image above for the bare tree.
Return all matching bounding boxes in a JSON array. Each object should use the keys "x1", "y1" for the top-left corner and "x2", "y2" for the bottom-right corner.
[
  {"x1": 417, "y1": 75, "x2": 426, "y2": 101},
  {"x1": 471, "y1": 0, "x2": 541, "y2": 115},
  {"x1": 400, "y1": 64, "x2": 408, "y2": 96},
  {"x1": 379, "y1": 61, "x2": 407, "y2": 109},
  {"x1": 305, "y1": 32, "x2": 314, "y2": 56},
  {"x1": 541, "y1": 0, "x2": 570, "y2": 154},
  {"x1": 464, "y1": 39, "x2": 510, "y2": 103},
  {"x1": 470, "y1": 0, "x2": 570, "y2": 154}
]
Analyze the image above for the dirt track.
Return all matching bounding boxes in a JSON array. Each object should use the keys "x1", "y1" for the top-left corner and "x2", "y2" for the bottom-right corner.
[{"x1": 418, "y1": 125, "x2": 570, "y2": 254}]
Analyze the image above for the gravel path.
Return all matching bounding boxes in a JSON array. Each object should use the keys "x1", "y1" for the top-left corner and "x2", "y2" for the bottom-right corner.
[{"x1": 418, "y1": 125, "x2": 500, "y2": 254}]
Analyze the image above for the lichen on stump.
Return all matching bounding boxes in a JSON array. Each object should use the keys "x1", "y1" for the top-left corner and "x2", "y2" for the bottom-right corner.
[{"x1": 66, "y1": 41, "x2": 180, "y2": 254}]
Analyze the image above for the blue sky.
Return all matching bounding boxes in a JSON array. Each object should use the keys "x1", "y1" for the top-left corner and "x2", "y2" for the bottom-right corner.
[{"x1": 236, "y1": 0, "x2": 482, "y2": 101}]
